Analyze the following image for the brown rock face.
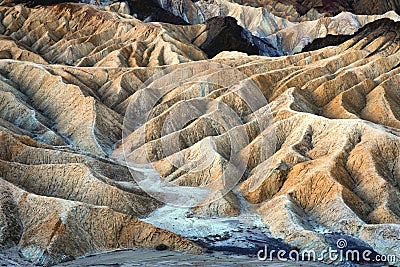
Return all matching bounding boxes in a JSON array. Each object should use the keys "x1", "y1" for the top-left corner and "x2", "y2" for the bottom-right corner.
[
  {"x1": 0, "y1": 3, "x2": 208, "y2": 67},
  {"x1": 1, "y1": 179, "x2": 201, "y2": 266},
  {"x1": 0, "y1": 1, "x2": 400, "y2": 266},
  {"x1": 0, "y1": 3, "x2": 207, "y2": 265},
  {"x1": 0, "y1": 187, "x2": 22, "y2": 248},
  {"x1": 117, "y1": 18, "x2": 400, "y2": 264},
  {"x1": 0, "y1": 118, "x2": 202, "y2": 265}
]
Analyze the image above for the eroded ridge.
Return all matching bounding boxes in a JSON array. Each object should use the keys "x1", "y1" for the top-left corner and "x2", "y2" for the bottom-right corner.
[
  {"x1": 117, "y1": 18, "x2": 400, "y2": 263},
  {"x1": 0, "y1": 2, "x2": 399, "y2": 266}
]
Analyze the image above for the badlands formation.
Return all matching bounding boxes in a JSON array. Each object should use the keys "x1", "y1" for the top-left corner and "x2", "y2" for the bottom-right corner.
[
  {"x1": 130, "y1": 0, "x2": 400, "y2": 55},
  {"x1": 0, "y1": 0, "x2": 399, "y2": 266}
]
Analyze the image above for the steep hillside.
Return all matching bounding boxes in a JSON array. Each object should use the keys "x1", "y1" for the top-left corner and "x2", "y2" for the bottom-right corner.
[{"x1": 0, "y1": 1, "x2": 399, "y2": 266}]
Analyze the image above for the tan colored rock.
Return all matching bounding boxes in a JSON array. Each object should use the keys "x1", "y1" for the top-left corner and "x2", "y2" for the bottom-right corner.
[
  {"x1": 117, "y1": 19, "x2": 400, "y2": 264},
  {"x1": 192, "y1": 191, "x2": 240, "y2": 217},
  {"x1": 105, "y1": 1, "x2": 130, "y2": 15},
  {"x1": 0, "y1": 3, "x2": 400, "y2": 266},
  {"x1": 0, "y1": 179, "x2": 202, "y2": 266},
  {"x1": 155, "y1": 0, "x2": 399, "y2": 55},
  {"x1": 0, "y1": 3, "x2": 207, "y2": 68}
]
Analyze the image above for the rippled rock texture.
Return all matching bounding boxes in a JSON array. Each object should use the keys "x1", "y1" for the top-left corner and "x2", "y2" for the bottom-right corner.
[
  {"x1": 117, "y1": 17, "x2": 400, "y2": 264},
  {"x1": 3, "y1": 0, "x2": 400, "y2": 56},
  {"x1": 136, "y1": 0, "x2": 400, "y2": 55},
  {"x1": 0, "y1": 1, "x2": 399, "y2": 266}
]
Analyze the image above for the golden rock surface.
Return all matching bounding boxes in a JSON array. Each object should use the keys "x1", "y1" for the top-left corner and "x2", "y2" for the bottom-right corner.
[{"x1": 0, "y1": 2, "x2": 399, "y2": 266}]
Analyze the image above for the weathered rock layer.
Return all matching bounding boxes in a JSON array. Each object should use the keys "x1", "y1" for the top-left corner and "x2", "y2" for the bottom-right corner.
[
  {"x1": 118, "y1": 17, "x2": 400, "y2": 264},
  {"x1": 0, "y1": 1, "x2": 399, "y2": 266}
]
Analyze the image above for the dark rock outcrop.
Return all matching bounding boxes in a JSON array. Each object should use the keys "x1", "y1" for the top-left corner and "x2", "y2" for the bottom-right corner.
[
  {"x1": 199, "y1": 17, "x2": 259, "y2": 58},
  {"x1": 125, "y1": 0, "x2": 189, "y2": 24},
  {"x1": 278, "y1": 0, "x2": 400, "y2": 15},
  {"x1": 303, "y1": 18, "x2": 399, "y2": 52}
]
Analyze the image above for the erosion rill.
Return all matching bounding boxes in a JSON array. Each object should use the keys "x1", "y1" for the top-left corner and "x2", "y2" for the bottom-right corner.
[{"x1": 0, "y1": 1, "x2": 399, "y2": 266}]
